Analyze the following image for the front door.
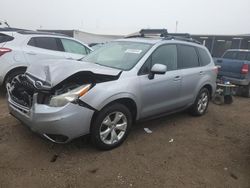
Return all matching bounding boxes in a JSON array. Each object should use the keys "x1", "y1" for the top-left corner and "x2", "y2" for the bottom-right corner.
[{"x1": 138, "y1": 44, "x2": 182, "y2": 118}]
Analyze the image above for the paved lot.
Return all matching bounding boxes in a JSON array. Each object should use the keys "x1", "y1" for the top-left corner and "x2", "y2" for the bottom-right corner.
[{"x1": 0, "y1": 90, "x2": 250, "y2": 188}]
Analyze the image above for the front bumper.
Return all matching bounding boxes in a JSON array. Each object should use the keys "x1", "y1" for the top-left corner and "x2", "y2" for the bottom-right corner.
[{"x1": 8, "y1": 93, "x2": 95, "y2": 143}]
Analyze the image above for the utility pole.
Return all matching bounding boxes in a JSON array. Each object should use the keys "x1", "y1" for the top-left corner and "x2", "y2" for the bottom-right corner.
[{"x1": 175, "y1": 21, "x2": 178, "y2": 33}]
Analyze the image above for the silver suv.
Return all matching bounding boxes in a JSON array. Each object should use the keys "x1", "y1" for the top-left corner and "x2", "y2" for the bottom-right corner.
[{"x1": 7, "y1": 29, "x2": 217, "y2": 150}]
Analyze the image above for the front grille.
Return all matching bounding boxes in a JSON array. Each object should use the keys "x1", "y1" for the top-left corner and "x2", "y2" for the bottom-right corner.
[
  {"x1": 8, "y1": 75, "x2": 36, "y2": 108},
  {"x1": 9, "y1": 75, "x2": 52, "y2": 108}
]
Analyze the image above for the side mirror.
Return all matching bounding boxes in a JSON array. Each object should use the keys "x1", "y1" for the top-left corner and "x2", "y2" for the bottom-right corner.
[{"x1": 148, "y1": 64, "x2": 167, "y2": 79}]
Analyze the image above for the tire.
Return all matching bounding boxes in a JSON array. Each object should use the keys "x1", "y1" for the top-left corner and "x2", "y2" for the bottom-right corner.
[
  {"x1": 91, "y1": 103, "x2": 132, "y2": 150},
  {"x1": 4, "y1": 69, "x2": 26, "y2": 88},
  {"x1": 189, "y1": 88, "x2": 210, "y2": 116},
  {"x1": 242, "y1": 84, "x2": 250, "y2": 98},
  {"x1": 224, "y1": 95, "x2": 233, "y2": 104}
]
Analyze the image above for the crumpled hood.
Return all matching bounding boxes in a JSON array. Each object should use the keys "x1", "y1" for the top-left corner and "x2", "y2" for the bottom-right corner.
[{"x1": 26, "y1": 59, "x2": 121, "y2": 88}]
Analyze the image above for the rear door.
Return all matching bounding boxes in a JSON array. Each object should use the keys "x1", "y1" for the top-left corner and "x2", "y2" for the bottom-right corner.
[
  {"x1": 177, "y1": 44, "x2": 202, "y2": 104},
  {"x1": 23, "y1": 36, "x2": 66, "y2": 64},
  {"x1": 60, "y1": 38, "x2": 91, "y2": 60}
]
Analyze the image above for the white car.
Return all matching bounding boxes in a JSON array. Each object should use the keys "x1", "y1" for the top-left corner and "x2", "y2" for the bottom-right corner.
[{"x1": 0, "y1": 28, "x2": 92, "y2": 86}]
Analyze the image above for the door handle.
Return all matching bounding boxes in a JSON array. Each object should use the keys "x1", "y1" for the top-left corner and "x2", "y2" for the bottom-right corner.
[
  {"x1": 27, "y1": 51, "x2": 36, "y2": 55},
  {"x1": 173, "y1": 76, "x2": 181, "y2": 81},
  {"x1": 66, "y1": 57, "x2": 73, "y2": 60},
  {"x1": 199, "y1": 71, "x2": 204, "y2": 75}
]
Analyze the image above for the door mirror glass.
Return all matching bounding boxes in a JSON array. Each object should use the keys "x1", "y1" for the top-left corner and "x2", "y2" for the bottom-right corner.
[{"x1": 148, "y1": 64, "x2": 167, "y2": 79}]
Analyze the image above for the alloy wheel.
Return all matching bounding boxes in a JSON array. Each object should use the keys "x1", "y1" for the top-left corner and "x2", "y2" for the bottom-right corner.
[
  {"x1": 99, "y1": 111, "x2": 128, "y2": 145},
  {"x1": 197, "y1": 92, "x2": 208, "y2": 114}
]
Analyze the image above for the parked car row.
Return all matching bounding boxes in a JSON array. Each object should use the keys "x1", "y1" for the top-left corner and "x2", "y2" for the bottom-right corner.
[
  {"x1": 5, "y1": 29, "x2": 218, "y2": 150},
  {"x1": 0, "y1": 28, "x2": 92, "y2": 87}
]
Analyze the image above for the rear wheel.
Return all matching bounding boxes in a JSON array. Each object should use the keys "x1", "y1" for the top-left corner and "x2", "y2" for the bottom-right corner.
[
  {"x1": 91, "y1": 103, "x2": 132, "y2": 150},
  {"x1": 189, "y1": 88, "x2": 210, "y2": 116}
]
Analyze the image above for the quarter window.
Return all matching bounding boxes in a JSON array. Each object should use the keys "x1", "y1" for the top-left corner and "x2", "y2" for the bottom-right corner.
[
  {"x1": 177, "y1": 45, "x2": 199, "y2": 69},
  {"x1": 197, "y1": 47, "x2": 211, "y2": 66},
  {"x1": 0, "y1": 33, "x2": 14, "y2": 43},
  {"x1": 61, "y1": 38, "x2": 88, "y2": 55}
]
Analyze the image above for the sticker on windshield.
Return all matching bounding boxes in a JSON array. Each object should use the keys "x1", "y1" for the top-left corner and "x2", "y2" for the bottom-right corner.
[{"x1": 125, "y1": 49, "x2": 142, "y2": 54}]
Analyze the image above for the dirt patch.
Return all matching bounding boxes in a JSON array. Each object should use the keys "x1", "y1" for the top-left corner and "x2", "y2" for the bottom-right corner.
[{"x1": 0, "y1": 90, "x2": 250, "y2": 188}]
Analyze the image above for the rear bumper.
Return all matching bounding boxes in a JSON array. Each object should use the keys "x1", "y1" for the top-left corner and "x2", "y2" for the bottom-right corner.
[
  {"x1": 218, "y1": 76, "x2": 249, "y2": 86},
  {"x1": 8, "y1": 93, "x2": 95, "y2": 143}
]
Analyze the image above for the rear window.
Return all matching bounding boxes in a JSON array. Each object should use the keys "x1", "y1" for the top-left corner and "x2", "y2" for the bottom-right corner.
[
  {"x1": 237, "y1": 52, "x2": 247, "y2": 60},
  {"x1": 28, "y1": 37, "x2": 63, "y2": 51},
  {"x1": 246, "y1": 53, "x2": 250, "y2": 61},
  {"x1": 223, "y1": 51, "x2": 237, "y2": 59},
  {"x1": 177, "y1": 45, "x2": 199, "y2": 69},
  {"x1": 0, "y1": 33, "x2": 14, "y2": 43},
  {"x1": 197, "y1": 47, "x2": 211, "y2": 66}
]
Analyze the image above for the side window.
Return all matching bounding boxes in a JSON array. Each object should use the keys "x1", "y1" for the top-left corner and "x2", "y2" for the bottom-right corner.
[
  {"x1": 28, "y1": 37, "x2": 62, "y2": 51},
  {"x1": 139, "y1": 45, "x2": 177, "y2": 75},
  {"x1": 197, "y1": 47, "x2": 211, "y2": 66},
  {"x1": 151, "y1": 45, "x2": 177, "y2": 71},
  {"x1": 177, "y1": 45, "x2": 199, "y2": 69},
  {"x1": 61, "y1": 38, "x2": 87, "y2": 55}
]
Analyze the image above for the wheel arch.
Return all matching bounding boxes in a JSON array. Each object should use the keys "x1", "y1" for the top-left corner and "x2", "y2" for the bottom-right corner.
[
  {"x1": 3, "y1": 66, "x2": 27, "y2": 85},
  {"x1": 202, "y1": 83, "x2": 213, "y2": 99},
  {"x1": 90, "y1": 96, "x2": 138, "y2": 129}
]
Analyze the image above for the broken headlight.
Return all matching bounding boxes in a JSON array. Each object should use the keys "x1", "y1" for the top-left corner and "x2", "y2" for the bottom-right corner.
[{"x1": 49, "y1": 84, "x2": 91, "y2": 107}]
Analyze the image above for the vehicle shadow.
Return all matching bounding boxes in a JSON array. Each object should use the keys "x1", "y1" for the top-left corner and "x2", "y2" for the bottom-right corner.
[{"x1": 42, "y1": 111, "x2": 188, "y2": 154}]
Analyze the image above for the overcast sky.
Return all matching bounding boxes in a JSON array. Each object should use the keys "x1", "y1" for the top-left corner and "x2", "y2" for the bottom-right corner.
[{"x1": 2, "y1": 0, "x2": 250, "y2": 35}]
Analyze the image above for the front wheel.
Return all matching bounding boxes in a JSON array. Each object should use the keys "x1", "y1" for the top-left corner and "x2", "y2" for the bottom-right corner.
[
  {"x1": 189, "y1": 88, "x2": 210, "y2": 116},
  {"x1": 91, "y1": 103, "x2": 132, "y2": 150}
]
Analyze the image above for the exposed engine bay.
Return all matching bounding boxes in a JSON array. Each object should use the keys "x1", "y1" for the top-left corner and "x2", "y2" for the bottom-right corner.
[{"x1": 7, "y1": 71, "x2": 121, "y2": 108}]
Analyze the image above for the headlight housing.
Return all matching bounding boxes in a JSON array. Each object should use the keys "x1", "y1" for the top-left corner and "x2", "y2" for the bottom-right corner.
[{"x1": 49, "y1": 84, "x2": 91, "y2": 107}]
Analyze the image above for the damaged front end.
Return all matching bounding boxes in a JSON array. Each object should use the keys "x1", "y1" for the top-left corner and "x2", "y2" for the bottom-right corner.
[{"x1": 7, "y1": 69, "x2": 121, "y2": 143}]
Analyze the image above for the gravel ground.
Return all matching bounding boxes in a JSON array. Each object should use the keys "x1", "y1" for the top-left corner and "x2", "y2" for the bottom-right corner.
[{"x1": 0, "y1": 90, "x2": 249, "y2": 188}]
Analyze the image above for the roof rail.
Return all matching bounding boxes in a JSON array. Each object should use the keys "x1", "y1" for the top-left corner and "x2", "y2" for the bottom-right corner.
[
  {"x1": 18, "y1": 30, "x2": 68, "y2": 37},
  {"x1": 0, "y1": 27, "x2": 29, "y2": 32},
  {"x1": 164, "y1": 35, "x2": 201, "y2": 44},
  {"x1": 125, "y1": 29, "x2": 201, "y2": 44}
]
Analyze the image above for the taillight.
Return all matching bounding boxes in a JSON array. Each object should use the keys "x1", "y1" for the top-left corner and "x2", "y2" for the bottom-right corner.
[
  {"x1": 241, "y1": 64, "x2": 249, "y2": 74},
  {"x1": 213, "y1": 66, "x2": 219, "y2": 74},
  {"x1": 0, "y1": 48, "x2": 12, "y2": 57}
]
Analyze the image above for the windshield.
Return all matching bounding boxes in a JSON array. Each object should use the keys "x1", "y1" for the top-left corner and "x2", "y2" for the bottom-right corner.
[{"x1": 83, "y1": 41, "x2": 152, "y2": 70}]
